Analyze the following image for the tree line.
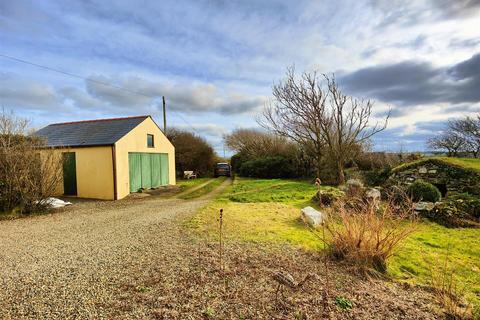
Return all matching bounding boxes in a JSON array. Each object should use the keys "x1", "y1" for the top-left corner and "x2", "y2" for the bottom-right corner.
[
  {"x1": 226, "y1": 68, "x2": 390, "y2": 184},
  {"x1": 428, "y1": 115, "x2": 480, "y2": 157}
]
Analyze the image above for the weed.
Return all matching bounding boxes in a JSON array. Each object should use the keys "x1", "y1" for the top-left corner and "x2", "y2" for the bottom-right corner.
[
  {"x1": 335, "y1": 296, "x2": 353, "y2": 310},
  {"x1": 326, "y1": 194, "x2": 417, "y2": 274},
  {"x1": 202, "y1": 306, "x2": 215, "y2": 318},
  {"x1": 429, "y1": 250, "x2": 472, "y2": 319},
  {"x1": 135, "y1": 285, "x2": 151, "y2": 293}
]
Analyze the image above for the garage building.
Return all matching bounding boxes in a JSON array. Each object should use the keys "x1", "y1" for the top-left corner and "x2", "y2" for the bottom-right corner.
[{"x1": 36, "y1": 115, "x2": 176, "y2": 200}]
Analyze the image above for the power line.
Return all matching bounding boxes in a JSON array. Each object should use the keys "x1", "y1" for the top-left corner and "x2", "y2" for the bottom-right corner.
[{"x1": 0, "y1": 53, "x2": 201, "y2": 135}]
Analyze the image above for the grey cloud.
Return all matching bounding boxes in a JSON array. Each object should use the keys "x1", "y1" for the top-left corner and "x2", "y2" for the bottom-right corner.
[
  {"x1": 176, "y1": 123, "x2": 227, "y2": 138},
  {"x1": 0, "y1": 72, "x2": 58, "y2": 109},
  {"x1": 84, "y1": 75, "x2": 265, "y2": 115},
  {"x1": 431, "y1": 0, "x2": 480, "y2": 18},
  {"x1": 449, "y1": 37, "x2": 480, "y2": 49},
  {"x1": 341, "y1": 53, "x2": 480, "y2": 110}
]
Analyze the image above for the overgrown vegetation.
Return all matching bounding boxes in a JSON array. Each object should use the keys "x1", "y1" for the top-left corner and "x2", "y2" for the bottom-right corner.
[
  {"x1": 325, "y1": 196, "x2": 417, "y2": 274},
  {"x1": 190, "y1": 177, "x2": 480, "y2": 310},
  {"x1": 424, "y1": 192, "x2": 480, "y2": 228},
  {"x1": 0, "y1": 110, "x2": 62, "y2": 215},
  {"x1": 407, "y1": 180, "x2": 442, "y2": 202}
]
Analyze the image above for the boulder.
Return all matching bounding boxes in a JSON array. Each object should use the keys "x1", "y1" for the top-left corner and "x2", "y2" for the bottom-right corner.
[
  {"x1": 414, "y1": 201, "x2": 435, "y2": 212},
  {"x1": 301, "y1": 206, "x2": 325, "y2": 227},
  {"x1": 365, "y1": 188, "x2": 381, "y2": 203}
]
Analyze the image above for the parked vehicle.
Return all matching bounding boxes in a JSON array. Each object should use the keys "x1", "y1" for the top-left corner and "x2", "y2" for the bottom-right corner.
[{"x1": 214, "y1": 162, "x2": 231, "y2": 177}]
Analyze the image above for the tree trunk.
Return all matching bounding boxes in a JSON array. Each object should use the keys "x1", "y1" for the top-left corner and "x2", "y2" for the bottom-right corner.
[{"x1": 337, "y1": 160, "x2": 345, "y2": 185}]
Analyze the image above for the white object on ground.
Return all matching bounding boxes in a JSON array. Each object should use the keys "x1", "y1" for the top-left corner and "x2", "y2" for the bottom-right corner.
[
  {"x1": 414, "y1": 201, "x2": 435, "y2": 212},
  {"x1": 365, "y1": 188, "x2": 381, "y2": 202},
  {"x1": 300, "y1": 206, "x2": 325, "y2": 227},
  {"x1": 38, "y1": 197, "x2": 73, "y2": 208}
]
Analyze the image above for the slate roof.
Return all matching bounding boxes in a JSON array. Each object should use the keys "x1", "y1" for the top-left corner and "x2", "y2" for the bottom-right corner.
[{"x1": 36, "y1": 115, "x2": 149, "y2": 147}]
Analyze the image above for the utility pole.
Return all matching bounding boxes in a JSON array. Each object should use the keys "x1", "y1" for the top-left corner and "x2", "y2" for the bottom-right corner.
[{"x1": 162, "y1": 96, "x2": 167, "y2": 134}]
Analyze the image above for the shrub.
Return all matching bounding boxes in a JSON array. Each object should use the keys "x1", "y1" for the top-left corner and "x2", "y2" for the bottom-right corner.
[
  {"x1": 326, "y1": 195, "x2": 416, "y2": 274},
  {"x1": 237, "y1": 156, "x2": 295, "y2": 178},
  {"x1": 407, "y1": 180, "x2": 441, "y2": 202},
  {"x1": 0, "y1": 111, "x2": 63, "y2": 214},
  {"x1": 312, "y1": 188, "x2": 345, "y2": 207}
]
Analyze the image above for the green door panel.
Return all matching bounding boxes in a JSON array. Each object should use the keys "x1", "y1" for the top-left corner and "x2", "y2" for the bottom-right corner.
[
  {"x1": 63, "y1": 152, "x2": 77, "y2": 196},
  {"x1": 140, "y1": 153, "x2": 152, "y2": 188},
  {"x1": 129, "y1": 152, "x2": 169, "y2": 193},
  {"x1": 128, "y1": 153, "x2": 142, "y2": 192},
  {"x1": 150, "y1": 153, "x2": 161, "y2": 187},
  {"x1": 160, "y1": 154, "x2": 169, "y2": 185}
]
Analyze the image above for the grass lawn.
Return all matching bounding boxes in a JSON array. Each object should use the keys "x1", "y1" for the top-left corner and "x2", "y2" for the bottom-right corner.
[
  {"x1": 189, "y1": 177, "x2": 480, "y2": 309},
  {"x1": 177, "y1": 177, "x2": 213, "y2": 191},
  {"x1": 179, "y1": 177, "x2": 227, "y2": 199},
  {"x1": 393, "y1": 156, "x2": 480, "y2": 173}
]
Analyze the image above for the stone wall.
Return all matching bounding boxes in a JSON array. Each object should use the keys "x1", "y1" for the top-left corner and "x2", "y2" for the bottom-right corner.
[{"x1": 387, "y1": 159, "x2": 480, "y2": 196}]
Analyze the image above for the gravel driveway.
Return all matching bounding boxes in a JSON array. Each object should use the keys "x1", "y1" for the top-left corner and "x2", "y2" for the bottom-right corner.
[{"x1": 0, "y1": 182, "x2": 229, "y2": 319}]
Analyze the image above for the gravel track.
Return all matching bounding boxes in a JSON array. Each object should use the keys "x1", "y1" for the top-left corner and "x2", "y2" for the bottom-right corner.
[{"x1": 0, "y1": 179, "x2": 231, "y2": 319}]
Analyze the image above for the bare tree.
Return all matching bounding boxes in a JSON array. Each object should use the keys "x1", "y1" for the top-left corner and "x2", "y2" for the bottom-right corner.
[
  {"x1": 259, "y1": 68, "x2": 388, "y2": 184},
  {"x1": 449, "y1": 115, "x2": 480, "y2": 158},
  {"x1": 0, "y1": 110, "x2": 63, "y2": 214},
  {"x1": 427, "y1": 133, "x2": 464, "y2": 157}
]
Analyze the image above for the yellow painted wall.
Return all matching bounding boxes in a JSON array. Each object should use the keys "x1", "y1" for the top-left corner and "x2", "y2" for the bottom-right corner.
[
  {"x1": 52, "y1": 146, "x2": 115, "y2": 200},
  {"x1": 115, "y1": 117, "x2": 176, "y2": 199}
]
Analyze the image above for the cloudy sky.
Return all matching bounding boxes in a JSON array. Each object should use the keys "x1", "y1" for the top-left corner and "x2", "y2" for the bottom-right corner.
[{"x1": 1, "y1": 0, "x2": 479, "y2": 154}]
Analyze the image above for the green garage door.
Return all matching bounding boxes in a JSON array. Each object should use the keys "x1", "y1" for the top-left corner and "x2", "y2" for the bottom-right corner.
[{"x1": 129, "y1": 152, "x2": 169, "y2": 192}]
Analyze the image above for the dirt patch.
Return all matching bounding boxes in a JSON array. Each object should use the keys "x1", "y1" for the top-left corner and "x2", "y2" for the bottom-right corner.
[{"x1": 109, "y1": 240, "x2": 441, "y2": 319}]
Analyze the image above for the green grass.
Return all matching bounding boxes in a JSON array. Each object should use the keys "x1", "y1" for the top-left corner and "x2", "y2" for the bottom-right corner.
[
  {"x1": 218, "y1": 177, "x2": 337, "y2": 207},
  {"x1": 177, "y1": 177, "x2": 213, "y2": 191},
  {"x1": 390, "y1": 222, "x2": 480, "y2": 307},
  {"x1": 179, "y1": 177, "x2": 227, "y2": 199},
  {"x1": 393, "y1": 157, "x2": 480, "y2": 173},
  {"x1": 190, "y1": 177, "x2": 480, "y2": 309}
]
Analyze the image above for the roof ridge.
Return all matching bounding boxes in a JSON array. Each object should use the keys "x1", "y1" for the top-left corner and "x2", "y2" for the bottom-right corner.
[{"x1": 49, "y1": 115, "x2": 150, "y2": 126}]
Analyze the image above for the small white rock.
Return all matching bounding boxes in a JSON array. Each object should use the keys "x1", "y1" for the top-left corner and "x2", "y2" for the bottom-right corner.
[{"x1": 300, "y1": 206, "x2": 325, "y2": 227}]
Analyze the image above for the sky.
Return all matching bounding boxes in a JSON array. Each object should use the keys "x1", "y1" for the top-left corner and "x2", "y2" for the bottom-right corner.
[{"x1": 1, "y1": 0, "x2": 479, "y2": 155}]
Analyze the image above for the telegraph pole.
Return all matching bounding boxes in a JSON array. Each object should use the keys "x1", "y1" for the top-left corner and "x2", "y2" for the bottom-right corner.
[{"x1": 162, "y1": 96, "x2": 167, "y2": 134}]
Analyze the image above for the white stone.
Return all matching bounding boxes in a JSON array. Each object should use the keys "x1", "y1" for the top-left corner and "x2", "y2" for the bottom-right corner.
[
  {"x1": 365, "y1": 188, "x2": 381, "y2": 202},
  {"x1": 414, "y1": 201, "x2": 435, "y2": 212},
  {"x1": 418, "y1": 167, "x2": 427, "y2": 174},
  {"x1": 301, "y1": 206, "x2": 325, "y2": 227},
  {"x1": 428, "y1": 169, "x2": 437, "y2": 174}
]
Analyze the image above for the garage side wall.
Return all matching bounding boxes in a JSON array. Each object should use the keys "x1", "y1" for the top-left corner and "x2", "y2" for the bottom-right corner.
[
  {"x1": 50, "y1": 146, "x2": 115, "y2": 200},
  {"x1": 115, "y1": 117, "x2": 176, "y2": 199}
]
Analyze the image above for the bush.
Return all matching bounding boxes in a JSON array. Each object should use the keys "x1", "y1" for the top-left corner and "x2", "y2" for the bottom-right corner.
[
  {"x1": 237, "y1": 156, "x2": 295, "y2": 178},
  {"x1": 0, "y1": 111, "x2": 64, "y2": 215},
  {"x1": 326, "y1": 195, "x2": 416, "y2": 273},
  {"x1": 407, "y1": 180, "x2": 441, "y2": 202}
]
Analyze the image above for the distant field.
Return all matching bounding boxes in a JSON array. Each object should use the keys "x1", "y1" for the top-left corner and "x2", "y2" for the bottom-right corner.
[
  {"x1": 190, "y1": 177, "x2": 480, "y2": 309},
  {"x1": 441, "y1": 157, "x2": 480, "y2": 171}
]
